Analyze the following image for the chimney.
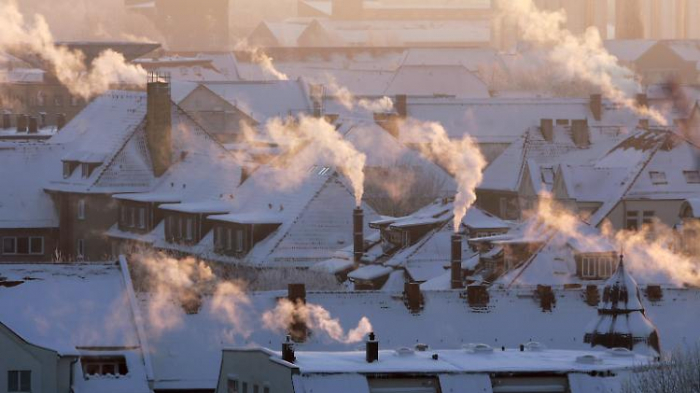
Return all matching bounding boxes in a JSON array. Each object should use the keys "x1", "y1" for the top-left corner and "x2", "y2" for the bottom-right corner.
[
  {"x1": 146, "y1": 72, "x2": 173, "y2": 177},
  {"x1": 450, "y1": 234, "x2": 462, "y2": 289},
  {"x1": 353, "y1": 207, "x2": 364, "y2": 263},
  {"x1": 39, "y1": 112, "x2": 47, "y2": 128},
  {"x1": 571, "y1": 119, "x2": 590, "y2": 148},
  {"x1": 404, "y1": 282, "x2": 422, "y2": 312},
  {"x1": 540, "y1": 118, "x2": 553, "y2": 142},
  {"x1": 585, "y1": 284, "x2": 600, "y2": 306},
  {"x1": 394, "y1": 94, "x2": 407, "y2": 118},
  {"x1": 638, "y1": 118, "x2": 649, "y2": 129},
  {"x1": 56, "y1": 113, "x2": 66, "y2": 130},
  {"x1": 467, "y1": 284, "x2": 489, "y2": 307},
  {"x1": 287, "y1": 283, "x2": 307, "y2": 342},
  {"x1": 590, "y1": 94, "x2": 602, "y2": 121},
  {"x1": 310, "y1": 84, "x2": 324, "y2": 118},
  {"x1": 28, "y1": 116, "x2": 38, "y2": 133},
  {"x1": 2, "y1": 112, "x2": 11, "y2": 129},
  {"x1": 16, "y1": 114, "x2": 27, "y2": 132},
  {"x1": 282, "y1": 335, "x2": 296, "y2": 363},
  {"x1": 636, "y1": 93, "x2": 648, "y2": 108},
  {"x1": 373, "y1": 113, "x2": 400, "y2": 138},
  {"x1": 536, "y1": 285, "x2": 555, "y2": 312},
  {"x1": 366, "y1": 332, "x2": 379, "y2": 363},
  {"x1": 645, "y1": 285, "x2": 663, "y2": 301}
]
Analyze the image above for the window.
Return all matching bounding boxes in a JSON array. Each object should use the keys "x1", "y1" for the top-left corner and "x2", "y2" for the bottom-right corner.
[
  {"x1": 649, "y1": 171, "x2": 667, "y2": 185},
  {"x1": 642, "y1": 210, "x2": 654, "y2": 226},
  {"x1": 81, "y1": 163, "x2": 90, "y2": 178},
  {"x1": 120, "y1": 206, "x2": 128, "y2": 225},
  {"x1": 3, "y1": 237, "x2": 16, "y2": 254},
  {"x1": 37, "y1": 90, "x2": 45, "y2": 107},
  {"x1": 581, "y1": 255, "x2": 615, "y2": 279},
  {"x1": 254, "y1": 385, "x2": 259, "y2": 393},
  {"x1": 684, "y1": 170, "x2": 700, "y2": 184},
  {"x1": 7, "y1": 370, "x2": 31, "y2": 392},
  {"x1": 29, "y1": 237, "x2": 43, "y2": 254},
  {"x1": 185, "y1": 218, "x2": 194, "y2": 241},
  {"x1": 227, "y1": 228, "x2": 233, "y2": 250},
  {"x1": 138, "y1": 208, "x2": 146, "y2": 229},
  {"x1": 243, "y1": 382, "x2": 248, "y2": 393},
  {"x1": 236, "y1": 229, "x2": 244, "y2": 252},
  {"x1": 264, "y1": 387, "x2": 270, "y2": 393},
  {"x1": 81, "y1": 356, "x2": 128, "y2": 377},
  {"x1": 582, "y1": 257, "x2": 596, "y2": 278},
  {"x1": 63, "y1": 162, "x2": 72, "y2": 178},
  {"x1": 540, "y1": 167, "x2": 555, "y2": 185},
  {"x1": 54, "y1": 94, "x2": 63, "y2": 107},
  {"x1": 77, "y1": 199, "x2": 85, "y2": 220},
  {"x1": 128, "y1": 208, "x2": 136, "y2": 227},
  {"x1": 71, "y1": 96, "x2": 80, "y2": 107},
  {"x1": 228, "y1": 379, "x2": 239, "y2": 393},
  {"x1": 77, "y1": 239, "x2": 85, "y2": 258}
]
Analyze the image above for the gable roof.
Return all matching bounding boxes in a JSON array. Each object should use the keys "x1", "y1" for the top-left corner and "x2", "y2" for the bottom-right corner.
[{"x1": 383, "y1": 65, "x2": 490, "y2": 98}]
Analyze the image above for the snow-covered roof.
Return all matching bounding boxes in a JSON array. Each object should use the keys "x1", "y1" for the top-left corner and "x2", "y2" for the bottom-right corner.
[
  {"x1": 0, "y1": 144, "x2": 63, "y2": 228},
  {"x1": 462, "y1": 207, "x2": 511, "y2": 230},
  {"x1": 603, "y1": 40, "x2": 657, "y2": 62},
  {"x1": 348, "y1": 265, "x2": 393, "y2": 281},
  {"x1": 383, "y1": 65, "x2": 490, "y2": 98},
  {"x1": 140, "y1": 286, "x2": 700, "y2": 390}
]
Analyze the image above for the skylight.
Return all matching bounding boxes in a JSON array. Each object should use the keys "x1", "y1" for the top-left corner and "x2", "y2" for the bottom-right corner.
[
  {"x1": 649, "y1": 171, "x2": 667, "y2": 185},
  {"x1": 540, "y1": 167, "x2": 555, "y2": 185}
]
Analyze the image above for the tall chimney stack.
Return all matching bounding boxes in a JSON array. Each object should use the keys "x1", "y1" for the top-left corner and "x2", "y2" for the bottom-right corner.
[
  {"x1": 451, "y1": 234, "x2": 462, "y2": 289},
  {"x1": 282, "y1": 335, "x2": 296, "y2": 363},
  {"x1": 636, "y1": 93, "x2": 648, "y2": 108},
  {"x1": 28, "y1": 116, "x2": 38, "y2": 134},
  {"x1": 395, "y1": 94, "x2": 407, "y2": 118},
  {"x1": 590, "y1": 94, "x2": 602, "y2": 121},
  {"x1": 540, "y1": 118, "x2": 553, "y2": 142},
  {"x1": 366, "y1": 332, "x2": 379, "y2": 363},
  {"x1": 56, "y1": 113, "x2": 66, "y2": 130},
  {"x1": 353, "y1": 207, "x2": 364, "y2": 263},
  {"x1": 146, "y1": 72, "x2": 173, "y2": 177}
]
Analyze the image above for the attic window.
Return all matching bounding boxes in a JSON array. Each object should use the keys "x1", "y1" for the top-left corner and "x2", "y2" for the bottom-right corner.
[
  {"x1": 683, "y1": 170, "x2": 700, "y2": 184},
  {"x1": 63, "y1": 161, "x2": 78, "y2": 178},
  {"x1": 649, "y1": 171, "x2": 667, "y2": 185},
  {"x1": 81, "y1": 356, "x2": 128, "y2": 377},
  {"x1": 540, "y1": 167, "x2": 555, "y2": 185}
]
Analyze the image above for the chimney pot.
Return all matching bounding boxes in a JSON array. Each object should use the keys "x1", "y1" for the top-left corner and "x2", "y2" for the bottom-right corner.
[
  {"x1": 404, "y1": 282, "x2": 422, "y2": 312},
  {"x1": 394, "y1": 94, "x2": 407, "y2": 118},
  {"x1": 450, "y1": 234, "x2": 462, "y2": 289},
  {"x1": 282, "y1": 335, "x2": 296, "y2": 363},
  {"x1": 353, "y1": 208, "x2": 364, "y2": 263},
  {"x1": 2, "y1": 112, "x2": 11, "y2": 129},
  {"x1": 366, "y1": 332, "x2": 379, "y2": 363}
]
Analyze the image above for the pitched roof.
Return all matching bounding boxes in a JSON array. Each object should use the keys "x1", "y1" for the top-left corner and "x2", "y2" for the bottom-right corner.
[{"x1": 383, "y1": 65, "x2": 490, "y2": 98}]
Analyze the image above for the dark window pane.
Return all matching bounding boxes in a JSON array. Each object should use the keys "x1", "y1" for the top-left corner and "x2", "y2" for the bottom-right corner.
[
  {"x1": 8, "y1": 371, "x2": 18, "y2": 392},
  {"x1": 30, "y1": 237, "x2": 43, "y2": 254},
  {"x1": 2, "y1": 238, "x2": 15, "y2": 254},
  {"x1": 102, "y1": 364, "x2": 115, "y2": 375},
  {"x1": 16, "y1": 237, "x2": 29, "y2": 254},
  {"x1": 19, "y1": 371, "x2": 30, "y2": 392}
]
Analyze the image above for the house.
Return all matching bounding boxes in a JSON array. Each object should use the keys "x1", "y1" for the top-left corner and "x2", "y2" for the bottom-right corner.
[
  {"x1": 605, "y1": 40, "x2": 700, "y2": 85},
  {"x1": 42, "y1": 74, "x2": 241, "y2": 260},
  {"x1": 0, "y1": 259, "x2": 152, "y2": 393},
  {"x1": 215, "y1": 339, "x2": 652, "y2": 393}
]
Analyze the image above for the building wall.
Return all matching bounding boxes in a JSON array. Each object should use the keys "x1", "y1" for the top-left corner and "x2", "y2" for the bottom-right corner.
[
  {"x1": 0, "y1": 227, "x2": 59, "y2": 263},
  {"x1": 635, "y1": 43, "x2": 698, "y2": 84},
  {"x1": 0, "y1": 82, "x2": 87, "y2": 126},
  {"x1": 603, "y1": 199, "x2": 684, "y2": 231},
  {"x1": 476, "y1": 190, "x2": 520, "y2": 220},
  {"x1": 0, "y1": 323, "x2": 72, "y2": 393},
  {"x1": 216, "y1": 350, "x2": 295, "y2": 393},
  {"x1": 55, "y1": 193, "x2": 119, "y2": 261}
]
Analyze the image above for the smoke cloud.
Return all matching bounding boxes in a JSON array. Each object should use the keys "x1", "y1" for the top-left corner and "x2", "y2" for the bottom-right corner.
[
  {"x1": 401, "y1": 120, "x2": 486, "y2": 232},
  {"x1": 234, "y1": 40, "x2": 288, "y2": 80},
  {"x1": 525, "y1": 194, "x2": 700, "y2": 286},
  {"x1": 0, "y1": 0, "x2": 147, "y2": 99},
  {"x1": 262, "y1": 299, "x2": 373, "y2": 344},
  {"x1": 262, "y1": 115, "x2": 367, "y2": 206},
  {"x1": 500, "y1": 0, "x2": 667, "y2": 125},
  {"x1": 326, "y1": 76, "x2": 394, "y2": 113}
]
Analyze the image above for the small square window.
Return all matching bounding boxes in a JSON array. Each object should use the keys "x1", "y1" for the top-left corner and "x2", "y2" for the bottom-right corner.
[
  {"x1": 649, "y1": 171, "x2": 667, "y2": 185},
  {"x1": 16, "y1": 237, "x2": 29, "y2": 254},
  {"x1": 684, "y1": 170, "x2": 700, "y2": 184},
  {"x1": 540, "y1": 167, "x2": 555, "y2": 185},
  {"x1": 30, "y1": 237, "x2": 43, "y2": 254},
  {"x1": 77, "y1": 199, "x2": 86, "y2": 220},
  {"x1": 2, "y1": 237, "x2": 16, "y2": 254},
  {"x1": 228, "y1": 379, "x2": 239, "y2": 393},
  {"x1": 7, "y1": 370, "x2": 31, "y2": 392}
]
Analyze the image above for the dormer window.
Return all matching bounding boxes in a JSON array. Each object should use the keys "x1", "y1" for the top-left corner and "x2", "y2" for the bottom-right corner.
[
  {"x1": 81, "y1": 162, "x2": 100, "y2": 178},
  {"x1": 649, "y1": 171, "x2": 667, "y2": 185},
  {"x1": 63, "y1": 161, "x2": 78, "y2": 178},
  {"x1": 81, "y1": 356, "x2": 128, "y2": 377},
  {"x1": 540, "y1": 167, "x2": 555, "y2": 185}
]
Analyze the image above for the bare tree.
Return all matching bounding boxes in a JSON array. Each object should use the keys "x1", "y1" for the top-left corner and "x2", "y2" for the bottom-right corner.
[{"x1": 622, "y1": 345, "x2": 700, "y2": 393}]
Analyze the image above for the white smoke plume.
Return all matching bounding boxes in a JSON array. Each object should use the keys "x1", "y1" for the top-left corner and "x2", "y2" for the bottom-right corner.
[
  {"x1": 262, "y1": 115, "x2": 367, "y2": 206},
  {"x1": 209, "y1": 281, "x2": 253, "y2": 340},
  {"x1": 234, "y1": 40, "x2": 288, "y2": 81},
  {"x1": 500, "y1": 0, "x2": 667, "y2": 125},
  {"x1": 0, "y1": 0, "x2": 147, "y2": 100},
  {"x1": 402, "y1": 120, "x2": 486, "y2": 232},
  {"x1": 525, "y1": 194, "x2": 700, "y2": 286},
  {"x1": 326, "y1": 76, "x2": 394, "y2": 112},
  {"x1": 262, "y1": 299, "x2": 373, "y2": 344}
]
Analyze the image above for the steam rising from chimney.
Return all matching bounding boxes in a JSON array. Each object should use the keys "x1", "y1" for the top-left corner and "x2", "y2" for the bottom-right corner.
[
  {"x1": 0, "y1": 1, "x2": 147, "y2": 99},
  {"x1": 234, "y1": 40, "x2": 288, "y2": 81},
  {"x1": 262, "y1": 115, "x2": 366, "y2": 206},
  {"x1": 402, "y1": 120, "x2": 486, "y2": 232},
  {"x1": 526, "y1": 194, "x2": 700, "y2": 286},
  {"x1": 262, "y1": 299, "x2": 373, "y2": 344},
  {"x1": 500, "y1": 0, "x2": 667, "y2": 125},
  {"x1": 326, "y1": 76, "x2": 394, "y2": 113}
]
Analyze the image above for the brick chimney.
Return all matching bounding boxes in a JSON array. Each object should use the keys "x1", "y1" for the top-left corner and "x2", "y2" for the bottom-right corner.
[
  {"x1": 56, "y1": 113, "x2": 66, "y2": 130},
  {"x1": 2, "y1": 112, "x2": 11, "y2": 129},
  {"x1": 590, "y1": 94, "x2": 602, "y2": 121},
  {"x1": 571, "y1": 119, "x2": 590, "y2": 148},
  {"x1": 146, "y1": 72, "x2": 173, "y2": 177},
  {"x1": 282, "y1": 335, "x2": 296, "y2": 363},
  {"x1": 16, "y1": 114, "x2": 27, "y2": 132},
  {"x1": 353, "y1": 207, "x2": 364, "y2": 263},
  {"x1": 28, "y1": 116, "x2": 38, "y2": 133},
  {"x1": 395, "y1": 94, "x2": 407, "y2": 118},
  {"x1": 540, "y1": 119, "x2": 553, "y2": 142},
  {"x1": 636, "y1": 93, "x2": 648, "y2": 108},
  {"x1": 310, "y1": 84, "x2": 324, "y2": 118},
  {"x1": 404, "y1": 282, "x2": 423, "y2": 312},
  {"x1": 450, "y1": 234, "x2": 462, "y2": 289}
]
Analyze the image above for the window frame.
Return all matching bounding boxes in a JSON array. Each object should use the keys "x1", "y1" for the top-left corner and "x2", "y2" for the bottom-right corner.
[
  {"x1": 2, "y1": 237, "x2": 17, "y2": 255},
  {"x1": 29, "y1": 237, "x2": 44, "y2": 255},
  {"x1": 236, "y1": 229, "x2": 244, "y2": 252},
  {"x1": 77, "y1": 199, "x2": 86, "y2": 220},
  {"x1": 228, "y1": 379, "x2": 240, "y2": 393},
  {"x1": 7, "y1": 370, "x2": 31, "y2": 392}
]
